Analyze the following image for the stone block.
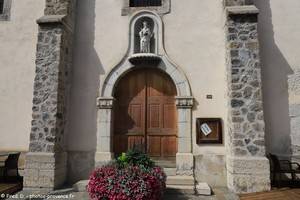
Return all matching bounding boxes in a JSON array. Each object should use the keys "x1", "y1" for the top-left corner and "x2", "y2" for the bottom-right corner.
[
  {"x1": 194, "y1": 154, "x2": 227, "y2": 187},
  {"x1": 95, "y1": 152, "x2": 114, "y2": 163},
  {"x1": 24, "y1": 152, "x2": 67, "y2": 190},
  {"x1": 178, "y1": 122, "x2": 190, "y2": 138},
  {"x1": 176, "y1": 153, "x2": 193, "y2": 176},
  {"x1": 171, "y1": 69, "x2": 186, "y2": 86},
  {"x1": 196, "y1": 182, "x2": 211, "y2": 196},
  {"x1": 178, "y1": 137, "x2": 192, "y2": 153},
  {"x1": 289, "y1": 103, "x2": 300, "y2": 117},
  {"x1": 227, "y1": 172, "x2": 270, "y2": 193},
  {"x1": 98, "y1": 109, "x2": 112, "y2": 123},
  {"x1": 227, "y1": 156, "x2": 270, "y2": 175},
  {"x1": 166, "y1": 185, "x2": 195, "y2": 195},
  {"x1": 73, "y1": 180, "x2": 89, "y2": 192},
  {"x1": 39, "y1": 162, "x2": 56, "y2": 170},
  {"x1": 38, "y1": 176, "x2": 54, "y2": 188},
  {"x1": 36, "y1": 15, "x2": 65, "y2": 24},
  {"x1": 67, "y1": 151, "x2": 95, "y2": 184},
  {"x1": 226, "y1": 5, "x2": 259, "y2": 15},
  {"x1": 227, "y1": 156, "x2": 270, "y2": 193},
  {"x1": 166, "y1": 176, "x2": 194, "y2": 186},
  {"x1": 97, "y1": 136, "x2": 112, "y2": 152},
  {"x1": 97, "y1": 121, "x2": 111, "y2": 137},
  {"x1": 25, "y1": 152, "x2": 55, "y2": 163},
  {"x1": 164, "y1": 168, "x2": 176, "y2": 176},
  {"x1": 177, "y1": 109, "x2": 190, "y2": 123}
]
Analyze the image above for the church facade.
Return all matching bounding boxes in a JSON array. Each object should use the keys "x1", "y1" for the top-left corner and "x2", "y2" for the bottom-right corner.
[{"x1": 0, "y1": 0, "x2": 300, "y2": 194}]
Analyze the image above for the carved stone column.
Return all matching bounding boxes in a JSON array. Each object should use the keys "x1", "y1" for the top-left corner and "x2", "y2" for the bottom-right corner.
[
  {"x1": 225, "y1": 2, "x2": 271, "y2": 193},
  {"x1": 23, "y1": 0, "x2": 77, "y2": 192},
  {"x1": 95, "y1": 97, "x2": 115, "y2": 164},
  {"x1": 175, "y1": 96, "x2": 194, "y2": 176}
]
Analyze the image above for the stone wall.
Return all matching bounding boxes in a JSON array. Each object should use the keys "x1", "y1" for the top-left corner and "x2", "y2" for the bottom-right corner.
[
  {"x1": 24, "y1": 0, "x2": 77, "y2": 192},
  {"x1": 194, "y1": 155, "x2": 227, "y2": 187},
  {"x1": 44, "y1": 0, "x2": 77, "y2": 28},
  {"x1": 227, "y1": 14, "x2": 265, "y2": 158},
  {"x1": 225, "y1": 4, "x2": 271, "y2": 193},
  {"x1": 67, "y1": 151, "x2": 95, "y2": 184},
  {"x1": 288, "y1": 70, "x2": 300, "y2": 161},
  {"x1": 29, "y1": 23, "x2": 66, "y2": 153}
]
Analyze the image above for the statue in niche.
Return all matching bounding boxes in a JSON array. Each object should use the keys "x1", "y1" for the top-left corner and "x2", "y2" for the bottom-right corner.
[{"x1": 139, "y1": 21, "x2": 153, "y2": 53}]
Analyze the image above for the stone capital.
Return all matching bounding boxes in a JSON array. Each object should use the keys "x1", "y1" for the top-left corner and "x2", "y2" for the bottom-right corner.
[
  {"x1": 175, "y1": 96, "x2": 194, "y2": 108},
  {"x1": 97, "y1": 97, "x2": 115, "y2": 109},
  {"x1": 226, "y1": 5, "x2": 259, "y2": 16}
]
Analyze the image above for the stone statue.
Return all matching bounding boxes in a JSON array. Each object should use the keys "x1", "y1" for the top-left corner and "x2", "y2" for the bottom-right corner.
[{"x1": 139, "y1": 21, "x2": 153, "y2": 53}]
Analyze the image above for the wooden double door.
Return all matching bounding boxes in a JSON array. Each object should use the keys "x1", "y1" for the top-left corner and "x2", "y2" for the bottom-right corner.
[{"x1": 113, "y1": 68, "x2": 178, "y2": 160}]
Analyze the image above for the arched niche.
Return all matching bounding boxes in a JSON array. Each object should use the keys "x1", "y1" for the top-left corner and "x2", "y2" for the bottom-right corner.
[
  {"x1": 133, "y1": 16, "x2": 157, "y2": 54},
  {"x1": 128, "y1": 11, "x2": 164, "y2": 56}
]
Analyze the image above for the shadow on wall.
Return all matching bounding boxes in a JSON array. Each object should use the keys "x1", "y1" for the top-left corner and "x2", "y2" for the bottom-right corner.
[
  {"x1": 254, "y1": 0, "x2": 293, "y2": 156},
  {"x1": 66, "y1": 0, "x2": 105, "y2": 184}
]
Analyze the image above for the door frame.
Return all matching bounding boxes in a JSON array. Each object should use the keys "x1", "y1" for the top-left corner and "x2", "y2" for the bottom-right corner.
[
  {"x1": 96, "y1": 11, "x2": 194, "y2": 176},
  {"x1": 96, "y1": 65, "x2": 193, "y2": 175}
]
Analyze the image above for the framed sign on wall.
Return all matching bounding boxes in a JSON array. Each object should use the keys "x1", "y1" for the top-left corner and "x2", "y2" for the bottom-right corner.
[{"x1": 196, "y1": 118, "x2": 222, "y2": 144}]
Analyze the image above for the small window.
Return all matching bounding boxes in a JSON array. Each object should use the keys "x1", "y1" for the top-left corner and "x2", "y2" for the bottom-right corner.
[
  {"x1": 0, "y1": 0, "x2": 4, "y2": 14},
  {"x1": 130, "y1": 0, "x2": 162, "y2": 7},
  {"x1": 0, "y1": 0, "x2": 11, "y2": 21},
  {"x1": 122, "y1": 0, "x2": 170, "y2": 16}
]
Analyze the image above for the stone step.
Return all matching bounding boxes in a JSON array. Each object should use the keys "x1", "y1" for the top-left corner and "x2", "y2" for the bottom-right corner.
[
  {"x1": 164, "y1": 168, "x2": 176, "y2": 176},
  {"x1": 73, "y1": 180, "x2": 88, "y2": 192},
  {"x1": 165, "y1": 185, "x2": 195, "y2": 195},
  {"x1": 166, "y1": 175, "x2": 194, "y2": 186},
  {"x1": 196, "y1": 182, "x2": 212, "y2": 196},
  {"x1": 155, "y1": 160, "x2": 176, "y2": 168}
]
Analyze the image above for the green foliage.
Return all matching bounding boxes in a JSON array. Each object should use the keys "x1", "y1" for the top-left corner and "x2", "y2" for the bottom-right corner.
[{"x1": 116, "y1": 148, "x2": 154, "y2": 169}]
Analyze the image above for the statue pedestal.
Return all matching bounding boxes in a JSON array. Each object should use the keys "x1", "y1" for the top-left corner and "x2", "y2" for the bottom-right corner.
[{"x1": 128, "y1": 53, "x2": 161, "y2": 65}]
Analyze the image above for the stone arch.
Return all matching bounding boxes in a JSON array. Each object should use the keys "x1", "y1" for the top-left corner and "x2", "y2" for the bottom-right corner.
[{"x1": 101, "y1": 61, "x2": 192, "y2": 98}]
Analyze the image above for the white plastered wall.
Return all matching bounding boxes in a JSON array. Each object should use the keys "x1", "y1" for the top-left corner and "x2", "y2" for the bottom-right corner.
[
  {"x1": 254, "y1": 0, "x2": 300, "y2": 156},
  {"x1": 0, "y1": 0, "x2": 45, "y2": 151},
  {"x1": 68, "y1": 0, "x2": 227, "y2": 157}
]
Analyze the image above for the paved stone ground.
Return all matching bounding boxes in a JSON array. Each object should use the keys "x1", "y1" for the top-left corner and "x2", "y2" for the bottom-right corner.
[{"x1": 9, "y1": 187, "x2": 239, "y2": 200}]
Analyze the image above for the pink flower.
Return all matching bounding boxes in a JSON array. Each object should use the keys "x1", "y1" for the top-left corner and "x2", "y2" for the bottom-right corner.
[{"x1": 87, "y1": 165, "x2": 166, "y2": 200}]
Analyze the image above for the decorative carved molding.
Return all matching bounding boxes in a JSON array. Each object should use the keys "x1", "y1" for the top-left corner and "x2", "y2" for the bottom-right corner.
[
  {"x1": 226, "y1": 5, "x2": 259, "y2": 15},
  {"x1": 175, "y1": 96, "x2": 194, "y2": 108},
  {"x1": 97, "y1": 97, "x2": 115, "y2": 109}
]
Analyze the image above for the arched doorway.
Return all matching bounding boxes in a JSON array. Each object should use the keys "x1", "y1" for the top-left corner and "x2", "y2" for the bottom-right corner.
[{"x1": 113, "y1": 68, "x2": 178, "y2": 161}]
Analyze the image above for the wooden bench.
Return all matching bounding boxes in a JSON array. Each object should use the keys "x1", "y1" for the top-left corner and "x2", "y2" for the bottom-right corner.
[
  {"x1": 0, "y1": 152, "x2": 22, "y2": 183},
  {"x1": 268, "y1": 153, "x2": 300, "y2": 187}
]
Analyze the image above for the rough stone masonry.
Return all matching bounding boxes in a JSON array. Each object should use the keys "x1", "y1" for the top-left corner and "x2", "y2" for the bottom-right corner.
[
  {"x1": 225, "y1": 1, "x2": 271, "y2": 193},
  {"x1": 288, "y1": 69, "x2": 300, "y2": 162},
  {"x1": 23, "y1": 0, "x2": 77, "y2": 192}
]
